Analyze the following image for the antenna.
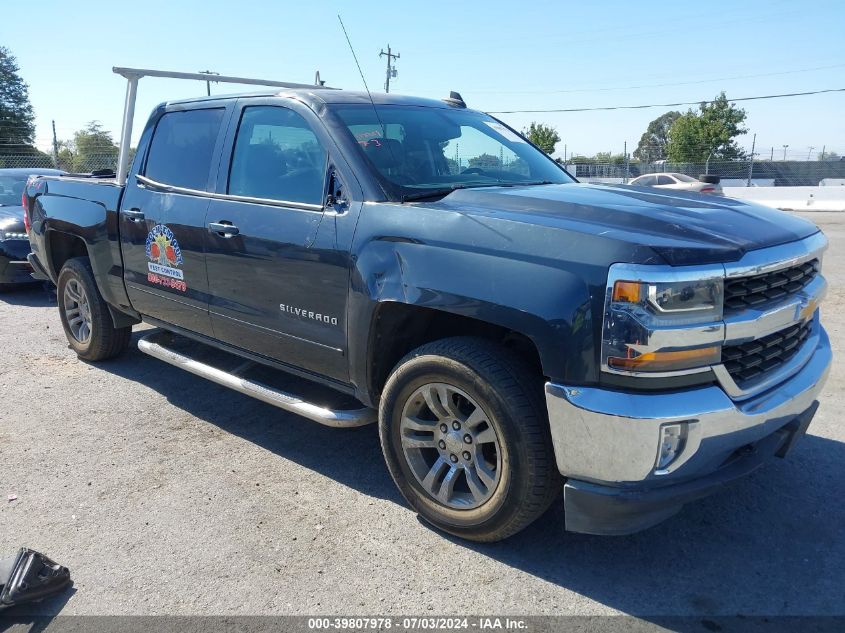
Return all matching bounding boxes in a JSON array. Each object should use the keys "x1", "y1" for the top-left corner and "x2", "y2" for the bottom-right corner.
[
  {"x1": 337, "y1": 15, "x2": 397, "y2": 181},
  {"x1": 337, "y1": 15, "x2": 379, "y2": 119}
]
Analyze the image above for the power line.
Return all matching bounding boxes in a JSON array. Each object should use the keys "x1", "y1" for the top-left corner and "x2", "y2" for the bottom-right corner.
[
  {"x1": 487, "y1": 87, "x2": 845, "y2": 114},
  {"x1": 471, "y1": 63, "x2": 845, "y2": 95}
]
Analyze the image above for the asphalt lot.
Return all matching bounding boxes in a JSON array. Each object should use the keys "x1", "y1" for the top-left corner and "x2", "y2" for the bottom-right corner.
[{"x1": 1, "y1": 211, "x2": 843, "y2": 618}]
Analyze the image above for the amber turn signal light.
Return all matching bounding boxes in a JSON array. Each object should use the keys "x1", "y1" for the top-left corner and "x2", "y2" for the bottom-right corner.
[
  {"x1": 608, "y1": 346, "x2": 720, "y2": 372},
  {"x1": 612, "y1": 281, "x2": 643, "y2": 303}
]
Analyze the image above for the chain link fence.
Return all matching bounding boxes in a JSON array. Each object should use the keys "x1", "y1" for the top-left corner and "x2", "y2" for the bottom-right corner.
[
  {"x1": 0, "y1": 151, "x2": 120, "y2": 173},
  {"x1": 4, "y1": 146, "x2": 845, "y2": 188},
  {"x1": 568, "y1": 158, "x2": 845, "y2": 186}
]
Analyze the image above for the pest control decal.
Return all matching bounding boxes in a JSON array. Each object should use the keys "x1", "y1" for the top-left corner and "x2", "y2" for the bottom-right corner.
[{"x1": 145, "y1": 224, "x2": 187, "y2": 292}]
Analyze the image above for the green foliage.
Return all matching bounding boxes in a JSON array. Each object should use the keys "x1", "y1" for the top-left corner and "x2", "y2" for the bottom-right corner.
[
  {"x1": 568, "y1": 152, "x2": 626, "y2": 164},
  {"x1": 523, "y1": 122, "x2": 560, "y2": 155},
  {"x1": 666, "y1": 92, "x2": 747, "y2": 163},
  {"x1": 60, "y1": 121, "x2": 119, "y2": 172},
  {"x1": 633, "y1": 111, "x2": 681, "y2": 162},
  {"x1": 468, "y1": 153, "x2": 502, "y2": 169},
  {"x1": 0, "y1": 46, "x2": 36, "y2": 155}
]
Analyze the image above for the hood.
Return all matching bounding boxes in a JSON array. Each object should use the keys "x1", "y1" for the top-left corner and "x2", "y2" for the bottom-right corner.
[
  {"x1": 431, "y1": 183, "x2": 819, "y2": 265},
  {"x1": 0, "y1": 205, "x2": 25, "y2": 230}
]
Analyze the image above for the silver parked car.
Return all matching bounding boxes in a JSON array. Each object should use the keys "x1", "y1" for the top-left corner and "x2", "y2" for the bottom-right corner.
[{"x1": 630, "y1": 172, "x2": 722, "y2": 195}]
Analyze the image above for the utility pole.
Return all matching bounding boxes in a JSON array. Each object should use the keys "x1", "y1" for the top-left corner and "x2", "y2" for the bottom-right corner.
[
  {"x1": 782, "y1": 144, "x2": 789, "y2": 161},
  {"x1": 820, "y1": 145, "x2": 826, "y2": 161},
  {"x1": 379, "y1": 45, "x2": 400, "y2": 93},
  {"x1": 564, "y1": 144, "x2": 567, "y2": 164},
  {"x1": 198, "y1": 70, "x2": 220, "y2": 96},
  {"x1": 51, "y1": 120, "x2": 59, "y2": 168},
  {"x1": 770, "y1": 147, "x2": 774, "y2": 161},
  {"x1": 747, "y1": 133, "x2": 756, "y2": 187},
  {"x1": 807, "y1": 146, "x2": 815, "y2": 160},
  {"x1": 624, "y1": 141, "x2": 629, "y2": 183}
]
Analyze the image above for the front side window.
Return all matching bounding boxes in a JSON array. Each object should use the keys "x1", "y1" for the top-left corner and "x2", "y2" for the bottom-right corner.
[
  {"x1": 228, "y1": 106, "x2": 327, "y2": 205},
  {"x1": 331, "y1": 105, "x2": 573, "y2": 200},
  {"x1": 144, "y1": 108, "x2": 224, "y2": 190}
]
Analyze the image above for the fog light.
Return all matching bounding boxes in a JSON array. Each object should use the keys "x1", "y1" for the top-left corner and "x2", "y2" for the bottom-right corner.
[{"x1": 656, "y1": 423, "x2": 687, "y2": 471}]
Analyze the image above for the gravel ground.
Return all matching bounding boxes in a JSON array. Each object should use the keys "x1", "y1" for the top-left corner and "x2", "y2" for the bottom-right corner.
[{"x1": 0, "y1": 212, "x2": 843, "y2": 618}]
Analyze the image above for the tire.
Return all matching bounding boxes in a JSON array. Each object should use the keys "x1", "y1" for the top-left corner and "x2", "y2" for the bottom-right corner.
[
  {"x1": 378, "y1": 337, "x2": 562, "y2": 542},
  {"x1": 57, "y1": 257, "x2": 131, "y2": 361}
]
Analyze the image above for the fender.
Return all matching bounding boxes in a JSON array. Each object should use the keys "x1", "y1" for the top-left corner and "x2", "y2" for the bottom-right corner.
[
  {"x1": 30, "y1": 177, "x2": 135, "y2": 315},
  {"x1": 347, "y1": 208, "x2": 606, "y2": 403}
]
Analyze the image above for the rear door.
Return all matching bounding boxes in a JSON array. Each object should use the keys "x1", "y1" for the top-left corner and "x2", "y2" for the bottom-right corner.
[
  {"x1": 120, "y1": 104, "x2": 231, "y2": 335},
  {"x1": 204, "y1": 99, "x2": 350, "y2": 381}
]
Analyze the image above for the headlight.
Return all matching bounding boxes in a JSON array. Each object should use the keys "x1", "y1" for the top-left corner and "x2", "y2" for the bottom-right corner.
[
  {"x1": 602, "y1": 266, "x2": 725, "y2": 376},
  {"x1": 0, "y1": 230, "x2": 28, "y2": 241}
]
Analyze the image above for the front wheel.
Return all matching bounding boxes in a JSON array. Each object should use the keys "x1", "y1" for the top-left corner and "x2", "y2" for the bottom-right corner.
[
  {"x1": 57, "y1": 257, "x2": 131, "y2": 361},
  {"x1": 379, "y1": 337, "x2": 562, "y2": 542}
]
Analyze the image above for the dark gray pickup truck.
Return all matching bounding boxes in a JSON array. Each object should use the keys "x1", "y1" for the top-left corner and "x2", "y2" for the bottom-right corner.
[{"x1": 24, "y1": 69, "x2": 830, "y2": 541}]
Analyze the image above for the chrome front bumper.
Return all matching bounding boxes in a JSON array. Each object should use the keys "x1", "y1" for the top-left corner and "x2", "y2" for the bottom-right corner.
[{"x1": 545, "y1": 325, "x2": 831, "y2": 486}]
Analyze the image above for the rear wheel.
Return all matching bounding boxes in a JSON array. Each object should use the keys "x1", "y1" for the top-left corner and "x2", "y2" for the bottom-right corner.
[
  {"x1": 57, "y1": 257, "x2": 131, "y2": 361},
  {"x1": 379, "y1": 337, "x2": 561, "y2": 542}
]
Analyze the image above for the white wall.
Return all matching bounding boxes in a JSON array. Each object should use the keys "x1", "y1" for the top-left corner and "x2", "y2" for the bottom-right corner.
[{"x1": 723, "y1": 186, "x2": 845, "y2": 212}]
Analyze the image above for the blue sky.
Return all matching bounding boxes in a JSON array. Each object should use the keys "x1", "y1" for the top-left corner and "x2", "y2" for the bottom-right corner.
[{"x1": 4, "y1": 0, "x2": 844, "y2": 160}]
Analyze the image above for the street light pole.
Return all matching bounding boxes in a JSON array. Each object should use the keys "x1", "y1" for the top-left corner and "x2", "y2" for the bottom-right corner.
[{"x1": 782, "y1": 144, "x2": 789, "y2": 161}]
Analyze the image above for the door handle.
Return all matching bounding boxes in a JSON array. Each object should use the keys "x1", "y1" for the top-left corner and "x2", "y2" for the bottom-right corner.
[
  {"x1": 122, "y1": 208, "x2": 145, "y2": 222},
  {"x1": 208, "y1": 221, "x2": 239, "y2": 237}
]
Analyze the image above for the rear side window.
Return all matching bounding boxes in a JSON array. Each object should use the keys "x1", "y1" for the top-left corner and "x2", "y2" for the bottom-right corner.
[
  {"x1": 144, "y1": 108, "x2": 225, "y2": 190},
  {"x1": 656, "y1": 175, "x2": 675, "y2": 185},
  {"x1": 228, "y1": 106, "x2": 327, "y2": 205}
]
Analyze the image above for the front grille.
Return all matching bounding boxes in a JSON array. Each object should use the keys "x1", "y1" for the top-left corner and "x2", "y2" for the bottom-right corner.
[
  {"x1": 724, "y1": 259, "x2": 819, "y2": 311},
  {"x1": 722, "y1": 320, "x2": 813, "y2": 384}
]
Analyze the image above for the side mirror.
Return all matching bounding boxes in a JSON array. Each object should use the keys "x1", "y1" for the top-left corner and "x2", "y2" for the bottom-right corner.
[{"x1": 325, "y1": 171, "x2": 348, "y2": 210}]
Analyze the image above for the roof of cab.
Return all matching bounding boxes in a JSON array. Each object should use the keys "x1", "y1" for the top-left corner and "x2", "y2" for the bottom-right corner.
[{"x1": 165, "y1": 89, "x2": 458, "y2": 111}]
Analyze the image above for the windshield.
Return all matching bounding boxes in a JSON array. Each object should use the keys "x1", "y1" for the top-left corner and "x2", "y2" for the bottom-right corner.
[
  {"x1": 0, "y1": 175, "x2": 27, "y2": 206},
  {"x1": 330, "y1": 105, "x2": 574, "y2": 200}
]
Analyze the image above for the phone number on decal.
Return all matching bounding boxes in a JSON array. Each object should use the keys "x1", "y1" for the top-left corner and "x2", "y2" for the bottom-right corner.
[{"x1": 308, "y1": 618, "x2": 470, "y2": 630}]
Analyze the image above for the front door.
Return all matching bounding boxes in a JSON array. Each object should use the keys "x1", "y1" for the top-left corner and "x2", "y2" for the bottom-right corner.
[
  {"x1": 120, "y1": 105, "x2": 229, "y2": 336},
  {"x1": 204, "y1": 102, "x2": 349, "y2": 381}
]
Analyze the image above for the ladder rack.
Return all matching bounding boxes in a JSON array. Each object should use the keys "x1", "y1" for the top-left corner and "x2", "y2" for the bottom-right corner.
[{"x1": 112, "y1": 66, "x2": 333, "y2": 185}]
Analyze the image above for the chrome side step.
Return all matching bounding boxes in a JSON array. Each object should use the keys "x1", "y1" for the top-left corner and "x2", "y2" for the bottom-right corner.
[{"x1": 137, "y1": 330, "x2": 376, "y2": 428}]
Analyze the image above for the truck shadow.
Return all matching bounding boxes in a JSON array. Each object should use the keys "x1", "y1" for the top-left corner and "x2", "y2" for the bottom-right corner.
[
  {"x1": 0, "y1": 284, "x2": 56, "y2": 307},
  {"x1": 101, "y1": 334, "x2": 844, "y2": 618}
]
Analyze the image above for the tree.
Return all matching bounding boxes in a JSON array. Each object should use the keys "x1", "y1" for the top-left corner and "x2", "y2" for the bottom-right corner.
[
  {"x1": 523, "y1": 122, "x2": 560, "y2": 155},
  {"x1": 468, "y1": 153, "x2": 501, "y2": 169},
  {"x1": 818, "y1": 149, "x2": 840, "y2": 161},
  {"x1": 633, "y1": 111, "x2": 680, "y2": 162},
  {"x1": 666, "y1": 92, "x2": 748, "y2": 163},
  {"x1": 0, "y1": 46, "x2": 36, "y2": 155},
  {"x1": 69, "y1": 121, "x2": 119, "y2": 172}
]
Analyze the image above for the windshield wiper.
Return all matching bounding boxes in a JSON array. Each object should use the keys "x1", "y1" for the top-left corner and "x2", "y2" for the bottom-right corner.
[
  {"x1": 401, "y1": 185, "x2": 471, "y2": 202},
  {"x1": 401, "y1": 180, "x2": 558, "y2": 203}
]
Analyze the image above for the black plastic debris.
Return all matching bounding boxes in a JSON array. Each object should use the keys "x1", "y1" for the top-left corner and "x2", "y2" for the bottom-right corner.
[{"x1": 0, "y1": 548, "x2": 71, "y2": 611}]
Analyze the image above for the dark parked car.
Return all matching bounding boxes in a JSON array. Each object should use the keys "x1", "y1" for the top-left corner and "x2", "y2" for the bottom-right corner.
[{"x1": 0, "y1": 168, "x2": 65, "y2": 289}]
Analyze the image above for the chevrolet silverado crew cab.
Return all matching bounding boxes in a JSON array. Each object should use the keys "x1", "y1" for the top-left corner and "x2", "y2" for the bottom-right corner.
[{"x1": 24, "y1": 68, "x2": 830, "y2": 541}]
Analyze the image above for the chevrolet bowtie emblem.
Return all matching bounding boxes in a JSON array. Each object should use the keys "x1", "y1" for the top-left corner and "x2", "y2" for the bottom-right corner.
[{"x1": 798, "y1": 297, "x2": 820, "y2": 322}]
